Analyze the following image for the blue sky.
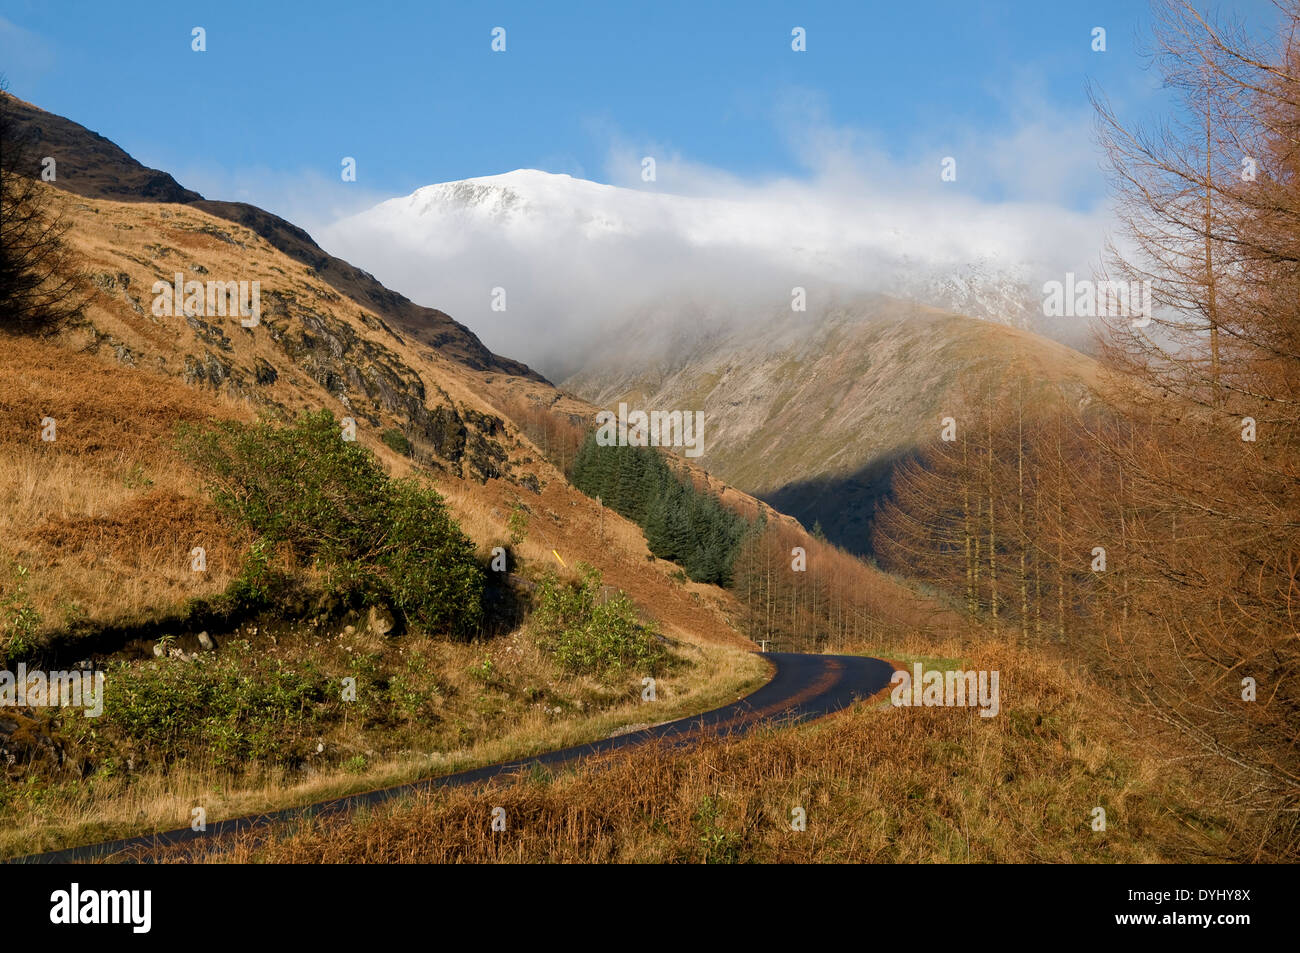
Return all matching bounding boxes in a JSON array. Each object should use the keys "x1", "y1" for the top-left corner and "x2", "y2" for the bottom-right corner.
[
  {"x1": 0, "y1": 1, "x2": 1280, "y2": 226},
  {"x1": 0, "y1": 0, "x2": 1283, "y2": 371}
]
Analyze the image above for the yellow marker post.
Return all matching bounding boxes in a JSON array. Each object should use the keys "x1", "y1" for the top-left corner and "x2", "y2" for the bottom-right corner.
[{"x1": 552, "y1": 549, "x2": 566, "y2": 567}]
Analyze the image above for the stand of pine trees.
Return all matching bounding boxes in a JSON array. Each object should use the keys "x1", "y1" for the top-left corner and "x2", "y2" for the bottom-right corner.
[{"x1": 569, "y1": 433, "x2": 748, "y2": 586}]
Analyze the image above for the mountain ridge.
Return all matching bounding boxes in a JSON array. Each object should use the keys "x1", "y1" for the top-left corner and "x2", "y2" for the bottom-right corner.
[
  {"x1": 4, "y1": 91, "x2": 941, "y2": 649},
  {"x1": 319, "y1": 166, "x2": 1060, "y2": 378},
  {"x1": 564, "y1": 297, "x2": 1100, "y2": 554},
  {"x1": 2, "y1": 92, "x2": 542, "y2": 381}
]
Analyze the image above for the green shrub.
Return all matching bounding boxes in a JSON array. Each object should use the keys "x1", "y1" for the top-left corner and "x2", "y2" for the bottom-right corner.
[
  {"x1": 93, "y1": 654, "x2": 331, "y2": 768},
  {"x1": 381, "y1": 428, "x2": 412, "y2": 456},
  {"x1": 379, "y1": 477, "x2": 486, "y2": 633},
  {"x1": 693, "y1": 794, "x2": 742, "y2": 864},
  {"x1": 532, "y1": 564, "x2": 667, "y2": 676},
  {"x1": 467, "y1": 654, "x2": 495, "y2": 684},
  {"x1": 507, "y1": 503, "x2": 529, "y2": 546},
  {"x1": 176, "y1": 410, "x2": 484, "y2": 635},
  {"x1": 0, "y1": 564, "x2": 41, "y2": 659}
]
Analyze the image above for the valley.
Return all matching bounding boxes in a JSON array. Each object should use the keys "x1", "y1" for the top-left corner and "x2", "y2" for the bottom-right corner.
[
  {"x1": 0, "y1": 95, "x2": 935, "y2": 860},
  {"x1": 2, "y1": 0, "x2": 1296, "y2": 875},
  {"x1": 566, "y1": 300, "x2": 1100, "y2": 555}
]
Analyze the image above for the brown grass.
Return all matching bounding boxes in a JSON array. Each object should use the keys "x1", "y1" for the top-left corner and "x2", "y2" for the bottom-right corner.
[
  {"x1": 0, "y1": 629, "x2": 766, "y2": 859},
  {"x1": 198, "y1": 637, "x2": 1234, "y2": 863},
  {"x1": 0, "y1": 185, "x2": 996, "y2": 864},
  {"x1": 0, "y1": 333, "x2": 250, "y2": 631}
]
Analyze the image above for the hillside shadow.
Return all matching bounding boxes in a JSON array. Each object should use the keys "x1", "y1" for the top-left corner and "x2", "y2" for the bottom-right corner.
[{"x1": 758, "y1": 446, "x2": 919, "y2": 558}]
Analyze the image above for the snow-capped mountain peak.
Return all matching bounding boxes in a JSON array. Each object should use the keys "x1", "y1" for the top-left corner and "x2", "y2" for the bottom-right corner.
[{"x1": 319, "y1": 169, "x2": 1058, "y2": 375}]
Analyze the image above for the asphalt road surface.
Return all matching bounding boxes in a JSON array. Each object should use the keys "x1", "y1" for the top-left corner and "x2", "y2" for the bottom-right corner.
[{"x1": 13, "y1": 651, "x2": 895, "y2": 863}]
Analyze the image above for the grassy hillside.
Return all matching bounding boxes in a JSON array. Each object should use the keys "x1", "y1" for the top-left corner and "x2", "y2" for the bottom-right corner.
[
  {"x1": 3, "y1": 91, "x2": 536, "y2": 378},
  {"x1": 3, "y1": 131, "x2": 1267, "y2": 866},
  {"x1": 565, "y1": 299, "x2": 1100, "y2": 554},
  {"x1": 1, "y1": 184, "x2": 802, "y2": 857},
  {"x1": 201, "y1": 632, "x2": 1239, "y2": 864},
  {"x1": 1, "y1": 332, "x2": 251, "y2": 630}
]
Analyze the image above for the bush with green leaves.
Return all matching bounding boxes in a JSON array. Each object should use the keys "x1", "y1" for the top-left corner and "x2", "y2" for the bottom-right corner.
[
  {"x1": 381, "y1": 428, "x2": 412, "y2": 456},
  {"x1": 176, "y1": 410, "x2": 484, "y2": 635},
  {"x1": 87, "y1": 654, "x2": 332, "y2": 769},
  {"x1": 507, "y1": 502, "x2": 529, "y2": 546},
  {"x1": 532, "y1": 564, "x2": 667, "y2": 676},
  {"x1": 0, "y1": 564, "x2": 41, "y2": 660}
]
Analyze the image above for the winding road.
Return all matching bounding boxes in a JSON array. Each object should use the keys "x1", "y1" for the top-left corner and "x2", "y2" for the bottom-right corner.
[{"x1": 12, "y1": 652, "x2": 895, "y2": 864}]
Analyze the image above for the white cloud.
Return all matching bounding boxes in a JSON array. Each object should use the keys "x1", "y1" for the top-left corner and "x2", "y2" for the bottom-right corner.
[{"x1": 316, "y1": 107, "x2": 1121, "y2": 379}]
